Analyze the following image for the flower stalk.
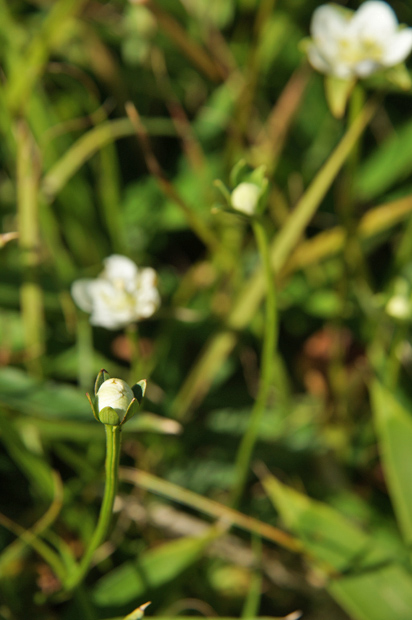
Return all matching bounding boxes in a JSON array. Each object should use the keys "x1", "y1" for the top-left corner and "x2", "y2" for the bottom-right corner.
[
  {"x1": 230, "y1": 218, "x2": 277, "y2": 508},
  {"x1": 65, "y1": 370, "x2": 146, "y2": 591}
]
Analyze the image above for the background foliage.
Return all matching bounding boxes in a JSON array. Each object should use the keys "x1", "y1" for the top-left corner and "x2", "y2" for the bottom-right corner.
[{"x1": 2, "y1": 1, "x2": 412, "y2": 619}]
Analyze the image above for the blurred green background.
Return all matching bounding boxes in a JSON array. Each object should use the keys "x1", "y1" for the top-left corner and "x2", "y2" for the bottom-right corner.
[{"x1": 3, "y1": 1, "x2": 412, "y2": 619}]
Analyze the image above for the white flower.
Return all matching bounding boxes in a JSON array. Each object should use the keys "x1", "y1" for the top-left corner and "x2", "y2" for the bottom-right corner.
[
  {"x1": 386, "y1": 295, "x2": 411, "y2": 320},
  {"x1": 71, "y1": 254, "x2": 160, "y2": 329},
  {"x1": 96, "y1": 378, "x2": 135, "y2": 416},
  {"x1": 231, "y1": 182, "x2": 261, "y2": 216},
  {"x1": 308, "y1": 1, "x2": 412, "y2": 79}
]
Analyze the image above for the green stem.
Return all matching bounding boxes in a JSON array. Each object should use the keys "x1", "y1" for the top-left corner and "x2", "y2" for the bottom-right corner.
[
  {"x1": 16, "y1": 119, "x2": 45, "y2": 375},
  {"x1": 65, "y1": 425, "x2": 121, "y2": 590},
  {"x1": 230, "y1": 219, "x2": 277, "y2": 507}
]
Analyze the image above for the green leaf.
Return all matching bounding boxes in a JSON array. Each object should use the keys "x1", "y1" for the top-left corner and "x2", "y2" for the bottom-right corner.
[
  {"x1": 354, "y1": 117, "x2": 412, "y2": 200},
  {"x1": 371, "y1": 381, "x2": 412, "y2": 544},
  {"x1": 0, "y1": 367, "x2": 90, "y2": 420},
  {"x1": 262, "y1": 472, "x2": 412, "y2": 620},
  {"x1": 0, "y1": 412, "x2": 55, "y2": 500},
  {"x1": 92, "y1": 532, "x2": 217, "y2": 607}
]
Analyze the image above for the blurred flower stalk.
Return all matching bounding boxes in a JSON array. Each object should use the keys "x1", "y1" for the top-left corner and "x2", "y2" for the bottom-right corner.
[{"x1": 214, "y1": 162, "x2": 277, "y2": 507}]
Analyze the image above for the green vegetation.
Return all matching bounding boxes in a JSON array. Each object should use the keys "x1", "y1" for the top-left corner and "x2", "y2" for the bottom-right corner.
[{"x1": 2, "y1": 1, "x2": 412, "y2": 619}]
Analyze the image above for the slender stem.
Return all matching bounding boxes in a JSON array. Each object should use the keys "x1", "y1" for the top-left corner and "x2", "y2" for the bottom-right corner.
[
  {"x1": 230, "y1": 219, "x2": 277, "y2": 507},
  {"x1": 16, "y1": 119, "x2": 45, "y2": 375},
  {"x1": 65, "y1": 424, "x2": 121, "y2": 590}
]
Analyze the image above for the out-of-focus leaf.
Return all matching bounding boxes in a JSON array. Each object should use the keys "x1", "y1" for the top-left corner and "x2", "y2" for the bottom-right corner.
[
  {"x1": 262, "y1": 472, "x2": 412, "y2": 620},
  {"x1": 371, "y1": 381, "x2": 412, "y2": 545},
  {"x1": 93, "y1": 531, "x2": 219, "y2": 607},
  {"x1": 0, "y1": 411, "x2": 55, "y2": 500},
  {"x1": 0, "y1": 367, "x2": 89, "y2": 420},
  {"x1": 354, "y1": 119, "x2": 412, "y2": 200}
]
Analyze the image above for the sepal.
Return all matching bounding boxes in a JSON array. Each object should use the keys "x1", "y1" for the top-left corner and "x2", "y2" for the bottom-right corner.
[
  {"x1": 120, "y1": 398, "x2": 140, "y2": 426},
  {"x1": 324, "y1": 75, "x2": 356, "y2": 118},
  {"x1": 86, "y1": 392, "x2": 100, "y2": 422},
  {"x1": 94, "y1": 369, "x2": 110, "y2": 395},
  {"x1": 132, "y1": 379, "x2": 147, "y2": 404},
  {"x1": 99, "y1": 406, "x2": 121, "y2": 426}
]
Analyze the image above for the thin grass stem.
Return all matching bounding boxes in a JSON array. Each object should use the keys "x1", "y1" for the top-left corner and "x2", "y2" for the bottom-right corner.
[{"x1": 230, "y1": 219, "x2": 277, "y2": 507}]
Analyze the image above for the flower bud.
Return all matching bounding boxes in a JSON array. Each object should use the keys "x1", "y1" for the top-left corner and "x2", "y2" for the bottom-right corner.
[
  {"x1": 87, "y1": 370, "x2": 146, "y2": 426},
  {"x1": 231, "y1": 182, "x2": 260, "y2": 216},
  {"x1": 97, "y1": 379, "x2": 134, "y2": 417}
]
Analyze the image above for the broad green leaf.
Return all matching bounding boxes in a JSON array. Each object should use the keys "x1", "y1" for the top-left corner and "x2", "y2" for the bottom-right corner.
[
  {"x1": 93, "y1": 531, "x2": 218, "y2": 607},
  {"x1": 371, "y1": 381, "x2": 412, "y2": 544},
  {"x1": 0, "y1": 367, "x2": 88, "y2": 420},
  {"x1": 262, "y1": 473, "x2": 412, "y2": 620}
]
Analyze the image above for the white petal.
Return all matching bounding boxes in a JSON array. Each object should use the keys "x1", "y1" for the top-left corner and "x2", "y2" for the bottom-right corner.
[
  {"x1": 310, "y1": 5, "x2": 349, "y2": 41},
  {"x1": 71, "y1": 279, "x2": 95, "y2": 312},
  {"x1": 307, "y1": 45, "x2": 333, "y2": 74},
  {"x1": 354, "y1": 59, "x2": 380, "y2": 77},
  {"x1": 90, "y1": 304, "x2": 130, "y2": 329},
  {"x1": 351, "y1": 1, "x2": 398, "y2": 41},
  {"x1": 87, "y1": 280, "x2": 131, "y2": 329},
  {"x1": 97, "y1": 378, "x2": 134, "y2": 414},
  {"x1": 102, "y1": 255, "x2": 138, "y2": 283},
  {"x1": 309, "y1": 5, "x2": 355, "y2": 77},
  {"x1": 382, "y1": 29, "x2": 412, "y2": 65}
]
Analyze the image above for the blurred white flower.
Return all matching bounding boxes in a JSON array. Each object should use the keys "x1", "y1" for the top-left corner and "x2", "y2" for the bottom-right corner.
[
  {"x1": 386, "y1": 295, "x2": 411, "y2": 320},
  {"x1": 71, "y1": 254, "x2": 160, "y2": 329},
  {"x1": 231, "y1": 182, "x2": 261, "y2": 216},
  {"x1": 308, "y1": 1, "x2": 412, "y2": 79}
]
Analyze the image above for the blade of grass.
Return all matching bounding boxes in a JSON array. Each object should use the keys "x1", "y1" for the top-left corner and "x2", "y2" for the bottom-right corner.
[
  {"x1": 125, "y1": 101, "x2": 232, "y2": 263},
  {"x1": 6, "y1": 0, "x2": 89, "y2": 114},
  {"x1": 120, "y1": 467, "x2": 301, "y2": 553},
  {"x1": 145, "y1": 0, "x2": 227, "y2": 82},
  {"x1": 371, "y1": 381, "x2": 412, "y2": 546},
  {"x1": 282, "y1": 194, "x2": 412, "y2": 276},
  {"x1": 261, "y1": 470, "x2": 412, "y2": 620},
  {"x1": 16, "y1": 120, "x2": 45, "y2": 373},
  {"x1": 42, "y1": 117, "x2": 176, "y2": 201},
  {"x1": 0, "y1": 471, "x2": 63, "y2": 577}
]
